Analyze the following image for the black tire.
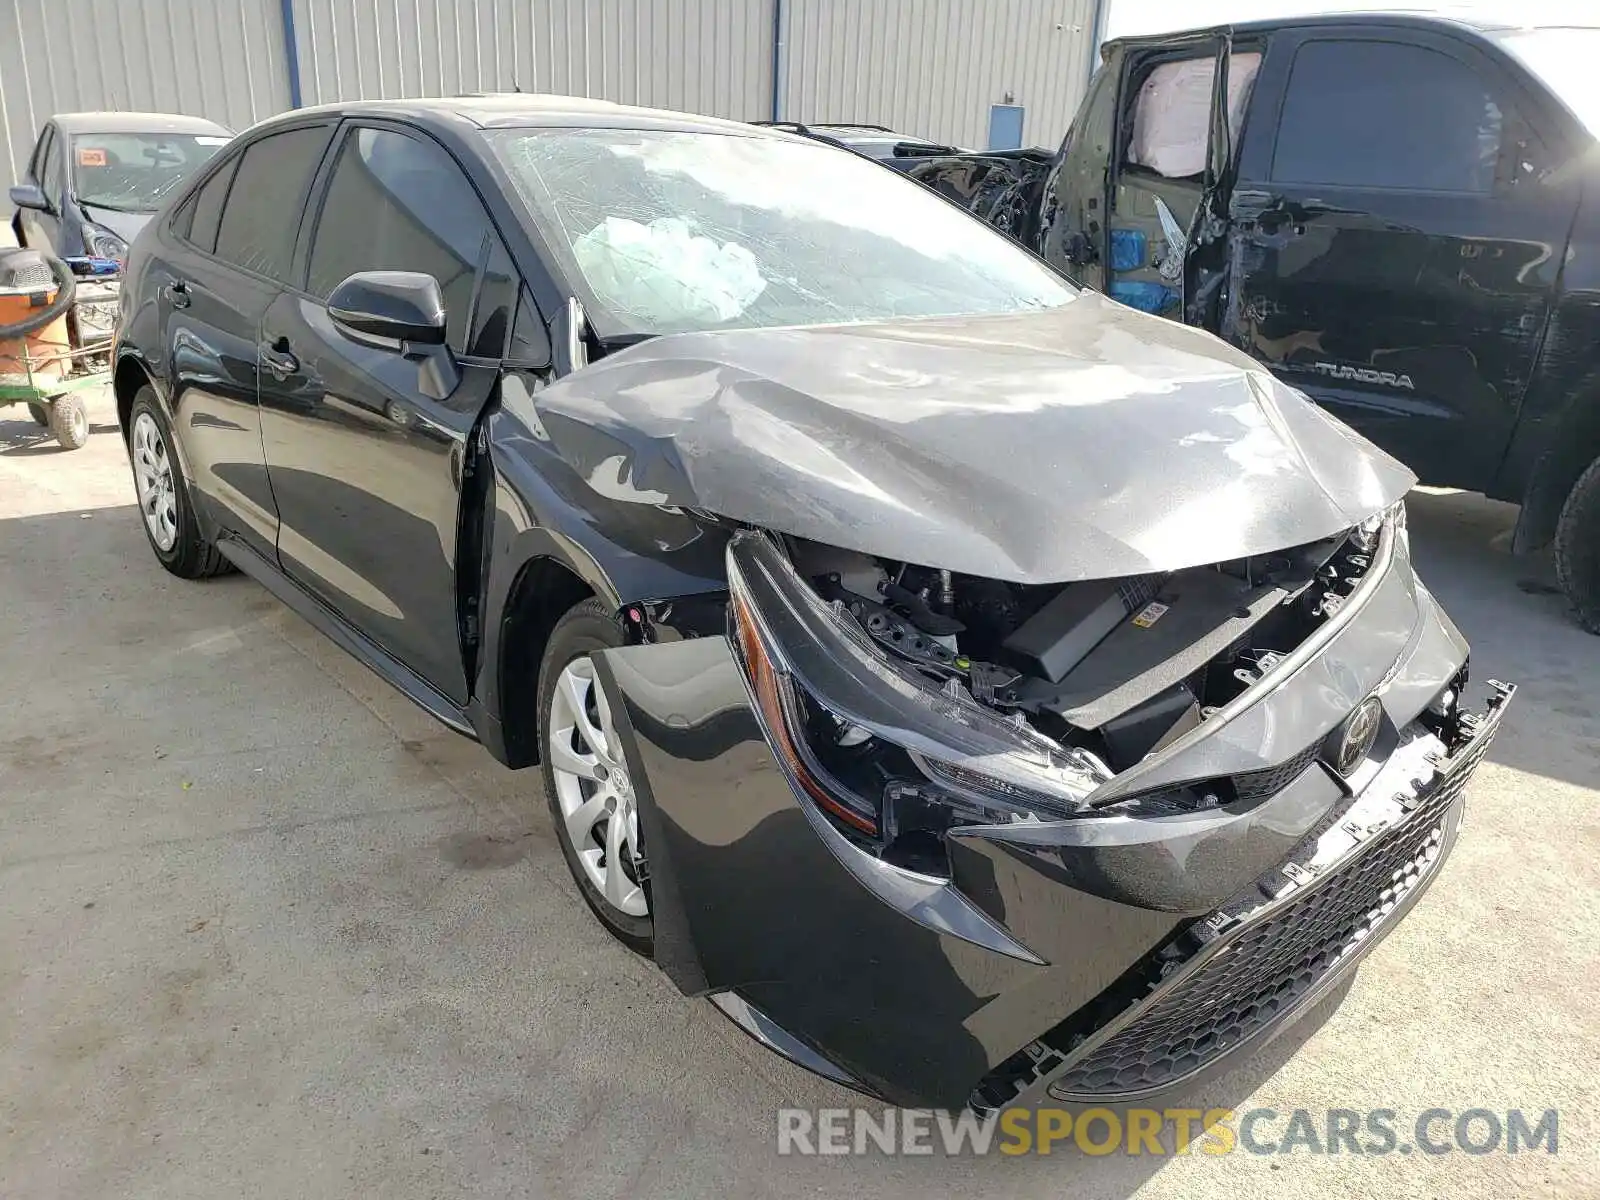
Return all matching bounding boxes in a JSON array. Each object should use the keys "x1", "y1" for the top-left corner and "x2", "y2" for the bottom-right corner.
[
  {"x1": 126, "y1": 388, "x2": 233, "y2": 579},
  {"x1": 1555, "y1": 454, "x2": 1600, "y2": 634},
  {"x1": 27, "y1": 402, "x2": 48, "y2": 427},
  {"x1": 537, "y1": 597, "x2": 654, "y2": 956},
  {"x1": 48, "y1": 395, "x2": 89, "y2": 449}
]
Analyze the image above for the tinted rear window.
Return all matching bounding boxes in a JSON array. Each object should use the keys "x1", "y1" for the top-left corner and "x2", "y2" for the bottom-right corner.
[
  {"x1": 214, "y1": 125, "x2": 333, "y2": 281},
  {"x1": 183, "y1": 157, "x2": 239, "y2": 254},
  {"x1": 1271, "y1": 40, "x2": 1502, "y2": 192}
]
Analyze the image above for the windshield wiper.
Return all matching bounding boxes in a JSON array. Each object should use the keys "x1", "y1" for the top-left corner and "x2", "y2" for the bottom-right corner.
[
  {"x1": 80, "y1": 198, "x2": 151, "y2": 215},
  {"x1": 597, "y1": 331, "x2": 659, "y2": 352}
]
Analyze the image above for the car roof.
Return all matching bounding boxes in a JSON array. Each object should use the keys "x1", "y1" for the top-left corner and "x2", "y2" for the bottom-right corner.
[
  {"x1": 1105, "y1": 8, "x2": 1599, "y2": 47},
  {"x1": 49, "y1": 111, "x2": 232, "y2": 136},
  {"x1": 252, "y1": 94, "x2": 781, "y2": 138}
]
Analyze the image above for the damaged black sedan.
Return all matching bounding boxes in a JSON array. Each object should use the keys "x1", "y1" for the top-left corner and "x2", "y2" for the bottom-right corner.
[{"x1": 112, "y1": 96, "x2": 1512, "y2": 1111}]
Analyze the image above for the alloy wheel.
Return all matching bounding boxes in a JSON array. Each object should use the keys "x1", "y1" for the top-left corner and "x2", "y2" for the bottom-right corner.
[
  {"x1": 547, "y1": 656, "x2": 648, "y2": 917},
  {"x1": 131, "y1": 411, "x2": 178, "y2": 552}
]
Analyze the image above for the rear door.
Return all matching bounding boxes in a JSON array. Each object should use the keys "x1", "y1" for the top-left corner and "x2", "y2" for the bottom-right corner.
[
  {"x1": 257, "y1": 121, "x2": 516, "y2": 705},
  {"x1": 1223, "y1": 29, "x2": 1578, "y2": 490},
  {"x1": 152, "y1": 123, "x2": 334, "y2": 558}
]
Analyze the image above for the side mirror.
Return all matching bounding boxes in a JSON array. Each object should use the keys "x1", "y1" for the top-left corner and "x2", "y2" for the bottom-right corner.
[
  {"x1": 328, "y1": 270, "x2": 459, "y2": 401},
  {"x1": 328, "y1": 270, "x2": 447, "y2": 347},
  {"x1": 8, "y1": 183, "x2": 49, "y2": 213}
]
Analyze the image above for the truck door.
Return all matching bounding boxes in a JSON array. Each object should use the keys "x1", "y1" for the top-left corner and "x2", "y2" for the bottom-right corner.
[
  {"x1": 1039, "y1": 55, "x2": 1121, "y2": 290},
  {"x1": 1223, "y1": 29, "x2": 1578, "y2": 491},
  {"x1": 1046, "y1": 32, "x2": 1260, "y2": 319}
]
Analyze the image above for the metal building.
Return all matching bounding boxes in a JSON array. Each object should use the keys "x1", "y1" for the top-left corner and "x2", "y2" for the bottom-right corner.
[{"x1": 3, "y1": 0, "x2": 1100, "y2": 194}]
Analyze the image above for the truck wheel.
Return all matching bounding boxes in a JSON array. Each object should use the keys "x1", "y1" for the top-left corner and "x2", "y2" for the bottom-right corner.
[
  {"x1": 1554, "y1": 453, "x2": 1600, "y2": 634},
  {"x1": 27, "y1": 402, "x2": 48, "y2": 427},
  {"x1": 49, "y1": 396, "x2": 89, "y2": 450}
]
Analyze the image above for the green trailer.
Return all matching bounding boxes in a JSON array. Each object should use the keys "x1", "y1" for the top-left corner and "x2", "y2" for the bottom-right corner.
[
  {"x1": 0, "y1": 355, "x2": 109, "y2": 450},
  {"x1": 0, "y1": 251, "x2": 115, "y2": 451}
]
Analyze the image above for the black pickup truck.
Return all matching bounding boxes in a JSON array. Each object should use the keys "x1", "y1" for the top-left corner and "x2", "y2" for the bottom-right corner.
[{"x1": 906, "y1": 13, "x2": 1600, "y2": 631}]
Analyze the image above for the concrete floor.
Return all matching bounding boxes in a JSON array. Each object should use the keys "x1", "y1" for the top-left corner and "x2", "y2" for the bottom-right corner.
[{"x1": 0, "y1": 388, "x2": 1595, "y2": 1199}]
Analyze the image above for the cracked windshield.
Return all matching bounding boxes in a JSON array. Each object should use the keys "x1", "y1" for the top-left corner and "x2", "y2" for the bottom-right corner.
[
  {"x1": 490, "y1": 127, "x2": 1076, "y2": 336},
  {"x1": 71, "y1": 132, "x2": 229, "y2": 212}
]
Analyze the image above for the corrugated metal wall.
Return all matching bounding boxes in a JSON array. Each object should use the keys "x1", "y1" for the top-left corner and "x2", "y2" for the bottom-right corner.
[
  {"x1": 2, "y1": 0, "x2": 1099, "y2": 214},
  {"x1": 290, "y1": 0, "x2": 776, "y2": 122},
  {"x1": 780, "y1": 0, "x2": 1097, "y2": 149},
  {"x1": 0, "y1": 0, "x2": 290, "y2": 188}
]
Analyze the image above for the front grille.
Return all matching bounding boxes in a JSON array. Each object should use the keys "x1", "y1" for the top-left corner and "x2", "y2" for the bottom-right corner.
[
  {"x1": 1046, "y1": 723, "x2": 1497, "y2": 1101},
  {"x1": 1230, "y1": 742, "x2": 1321, "y2": 802}
]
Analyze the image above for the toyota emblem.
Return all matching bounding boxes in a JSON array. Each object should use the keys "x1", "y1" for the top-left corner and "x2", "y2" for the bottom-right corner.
[{"x1": 1331, "y1": 696, "x2": 1384, "y2": 776}]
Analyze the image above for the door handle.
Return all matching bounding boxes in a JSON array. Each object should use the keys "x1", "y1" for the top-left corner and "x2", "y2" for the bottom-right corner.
[
  {"x1": 1252, "y1": 209, "x2": 1305, "y2": 238},
  {"x1": 259, "y1": 336, "x2": 299, "y2": 379},
  {"x1": 164, "y1": 280, "x2": 191, "y2": 309}
]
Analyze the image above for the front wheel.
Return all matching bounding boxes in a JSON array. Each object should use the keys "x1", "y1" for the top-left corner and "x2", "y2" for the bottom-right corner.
[
  {"x1": 27, "y1": 402, "x2": 48, "y2": 427},
  {"x1": 1554, "y1": 453, "x2": 1600, "y2": 634},
  {"x1": 537, "y1": 598, "x2": 653, "y2": 955},
  {"x1": 126, "y1": 388, "x2": 232, "y2": 579}
]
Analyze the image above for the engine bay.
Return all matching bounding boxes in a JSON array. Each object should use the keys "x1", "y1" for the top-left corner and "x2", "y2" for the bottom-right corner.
[{"x1": 789, "y1": 526, "x2": 1378, "y2": 778}]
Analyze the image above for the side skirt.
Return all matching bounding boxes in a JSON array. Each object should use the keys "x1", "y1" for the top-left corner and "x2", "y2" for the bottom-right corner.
[{"x1": 217, "y1": 535, "x2": 477, "y2": 739}]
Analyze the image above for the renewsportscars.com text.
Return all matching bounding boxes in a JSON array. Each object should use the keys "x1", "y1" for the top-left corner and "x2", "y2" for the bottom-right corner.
[{"x1": 776, "y1": 1106, "x2": 1559, "y2": 1157}]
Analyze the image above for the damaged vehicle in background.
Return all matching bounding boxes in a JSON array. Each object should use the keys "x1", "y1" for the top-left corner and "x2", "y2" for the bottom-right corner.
[
  {"x1": 905, "y1": 12, "x2": 1600, "y2": 634},
  {"x1": 8, "y1": 112, "x2": 232, "y2": 366},
  {"x1": 111, "y1": 96, "x2": 1513, "y2": 1111},
  {"x1": 10, "y1": 112, "x2": 233, "y2": 263}
]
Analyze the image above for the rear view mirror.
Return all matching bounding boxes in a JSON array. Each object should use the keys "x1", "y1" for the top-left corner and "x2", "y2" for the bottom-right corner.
[
  {"x1": 8, "y1": 183, "x2": 49, "y2": 213},
  {"x1": 328, "y1": 270, "x2": 447, "y2": 346}
]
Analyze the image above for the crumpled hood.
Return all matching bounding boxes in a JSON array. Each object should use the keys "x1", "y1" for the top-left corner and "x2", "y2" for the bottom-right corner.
[
  {"x1": 533, "y1": 293, "x2": 1415, "y2": 582},
  {"x1": 78, "y1": 204, "x2": 149, "y2": 244}
]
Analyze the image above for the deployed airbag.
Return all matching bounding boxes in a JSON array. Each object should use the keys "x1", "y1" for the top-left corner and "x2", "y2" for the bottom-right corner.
[
  {"x1": 1130, "y1": 52, "x2": 1261, "y2": 178},
  {"x1": 573, "y1": 216, "x2": 767, "y2": 326}
]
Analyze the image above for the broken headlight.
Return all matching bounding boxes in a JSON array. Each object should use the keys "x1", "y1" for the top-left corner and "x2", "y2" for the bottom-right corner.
[
  {"x1": 1351, "y1": 500, "x2": 1406, "y2": 554},
  {"x1": 727, "y1": 532, "x2": 1110, "y2": 848}
]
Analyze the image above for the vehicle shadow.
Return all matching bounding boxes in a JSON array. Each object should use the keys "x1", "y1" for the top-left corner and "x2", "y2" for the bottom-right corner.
[
  {"x1": 0, "y1": 411, "x2": 119, "y2": 454},
  {"x1": 799, "y1": 975, "x2": 1357, "y2": 1188},
  {"x1": 0, "y1": 411, "x2": 49, "y2": 450},
  {"x1": 1403, "y1": 487, "x2": 1600, "y2": 789}
]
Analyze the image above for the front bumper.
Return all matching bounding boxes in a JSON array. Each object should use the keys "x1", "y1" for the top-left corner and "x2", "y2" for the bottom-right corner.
[
  {"x1": 593, "y1": 564, "x2": 1509, "y2": 1111},
  {"x1": 65, "y1": 275, "x2": 120, "y2": 346},
  {"x1": 987, "y1": 679, "x2": 1512, "y2": 1109}
]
